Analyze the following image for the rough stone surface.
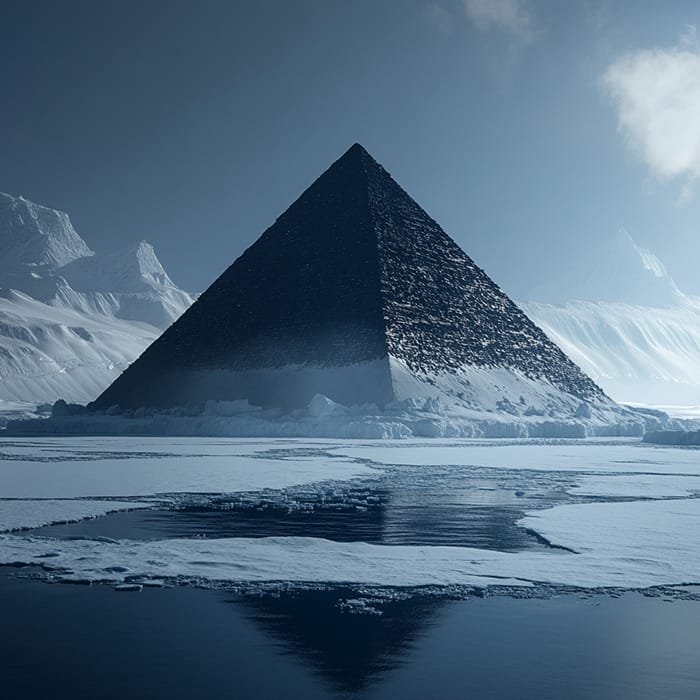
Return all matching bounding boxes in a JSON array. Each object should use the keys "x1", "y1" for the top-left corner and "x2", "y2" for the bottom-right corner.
[{"x1": 93, "y1": 144, "x2": 603, "y2": 409}]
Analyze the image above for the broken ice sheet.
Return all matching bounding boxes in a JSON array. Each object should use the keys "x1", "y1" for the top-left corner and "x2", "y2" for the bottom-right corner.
[{"x1": 0, "y1": 437, "x2": 699, "y2": 594}]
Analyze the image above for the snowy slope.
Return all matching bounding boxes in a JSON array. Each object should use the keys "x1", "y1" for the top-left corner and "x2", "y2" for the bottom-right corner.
[
  {"x1": 56, "y1": 240, "x2": 194, "y2": 328},
  {"x1": 520, "y1": 231, "x2": 700, "y2": 406},
  {"x1": 521, "y1": 298, "x2": 700, "y2": 405},
  {"x1": 0, "y1": 289, "x2": 158, "y2": 403},
  {"x1": 0, "y1": 193, "x2": 194, "y2": 404}
]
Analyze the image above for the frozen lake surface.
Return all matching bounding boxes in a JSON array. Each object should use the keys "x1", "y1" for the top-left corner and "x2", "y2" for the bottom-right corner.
[
  {"x1": 1, "y1": 437, "x2": 699, "y2": 590},
  {"x1": 1, "y1": 437, "x2": 700, "y2": 698}
]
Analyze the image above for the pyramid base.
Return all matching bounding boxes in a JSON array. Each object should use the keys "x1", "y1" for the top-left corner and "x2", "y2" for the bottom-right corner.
[
  {"x1": 7, "y1": 397, "x2": 679, "y2": 439},
  {"x1": 10, "y1": 358, "x2": 687, "y2": 438},
  {"x1": 91, "y1": 358, "x2": 395, "y2": 411}
]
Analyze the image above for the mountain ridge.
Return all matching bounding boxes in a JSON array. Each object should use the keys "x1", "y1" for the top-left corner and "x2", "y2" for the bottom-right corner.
[{"x1": 0, "y1": 192, "x2": 193, "y2": 404}]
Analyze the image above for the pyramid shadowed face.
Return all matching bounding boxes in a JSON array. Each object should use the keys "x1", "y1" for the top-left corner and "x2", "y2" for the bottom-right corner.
[{"x1": 93, "y1": 144, "x2": 604, "y2": 411}]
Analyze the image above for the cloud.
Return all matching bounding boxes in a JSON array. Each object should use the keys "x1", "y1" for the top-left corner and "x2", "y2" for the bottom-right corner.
[
  {"x1": 603, "y1": 29, "x2": 700, "y2": 189},
  {"x1": 463, "y1": 0, "x2": 534, "y2": 40}
]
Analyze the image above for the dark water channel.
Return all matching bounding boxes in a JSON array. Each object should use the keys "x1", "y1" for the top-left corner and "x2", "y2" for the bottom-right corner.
[{"x1": 29, "y1": 468, "x2": 572, "y2": 551}]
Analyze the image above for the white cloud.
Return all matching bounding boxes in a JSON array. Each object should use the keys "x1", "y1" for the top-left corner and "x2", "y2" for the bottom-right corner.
[
  {"x1": 604, "y1": 29, "x2": 700, "y2": 189},
  {"x1": 463, "y1": 0, "x2": 534, "y2": 40}
]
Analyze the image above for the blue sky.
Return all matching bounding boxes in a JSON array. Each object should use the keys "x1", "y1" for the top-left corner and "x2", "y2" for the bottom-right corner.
[{"x1": 1, "y1": 1, "x2": 699, "y2": 298}]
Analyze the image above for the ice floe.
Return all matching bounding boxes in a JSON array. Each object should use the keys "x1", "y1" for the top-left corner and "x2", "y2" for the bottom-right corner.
[
  {"x1": 0, "y1": 437, "x2": 378, "y2": 498},
  {"x1": 0, "y1": 437, "x2": 699, "y2": 593},
  {"x1": 1, "y1": 496, "x2": 699, "y2": 589},
  {"x1": 0, "y1": 500, "x2": 151, "y2": 533},
  {"x1": 333, "y1": 440, "x2": 700, "y2": 475}
]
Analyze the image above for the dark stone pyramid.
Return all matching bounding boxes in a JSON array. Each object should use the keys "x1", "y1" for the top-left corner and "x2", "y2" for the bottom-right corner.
[{"x1": 93, "y1": 144, "x2": 603, "y2": 410}]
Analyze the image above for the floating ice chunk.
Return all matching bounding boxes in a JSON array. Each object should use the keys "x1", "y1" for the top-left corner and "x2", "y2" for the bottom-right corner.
[
  {"x1": 0, "y1": 499, "x2": 151, "y2": 533},
  {"x1": 570, "y1": 474, "x2": 700, "y2": 499},
  {"x1": 335, "y1": 441, "x2": 700, "y2": 475},
  {"x1": 0, "y1": 438, "x2": 378, "y2": 500}
]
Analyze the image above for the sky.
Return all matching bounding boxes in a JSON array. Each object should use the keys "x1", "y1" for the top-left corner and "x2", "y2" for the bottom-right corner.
[{"x1": 1, "y1": 0, "x2": 699, "y2": 299}]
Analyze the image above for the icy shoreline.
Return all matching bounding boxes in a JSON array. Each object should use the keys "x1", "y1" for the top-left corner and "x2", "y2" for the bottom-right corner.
[
  {"x1": 5, "y1": 392, "x2": 689, "y2": 439},
  {"x1": 2, "y1": 497, "x2": 700, "y2": 591}
]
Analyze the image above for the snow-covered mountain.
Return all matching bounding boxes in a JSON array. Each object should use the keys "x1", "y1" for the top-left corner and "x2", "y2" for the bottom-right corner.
[
  {"x1": 0, "y1": 192, "x2": 92, "y2": 272},
  {"x1": 0, "y1": 192, "x2": 194, "y2": 404},
  {"x1": 56, "y1": 240, "x2": 194, "y2": 328},
  {"x1": 520, "y1": 231, "x2": 700, "y2": 407}
]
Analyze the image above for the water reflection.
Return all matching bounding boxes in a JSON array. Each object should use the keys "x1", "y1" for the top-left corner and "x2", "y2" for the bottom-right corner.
[
  {"x1": 31, "y1": 471, "x2": 565, "y2": 551},
  {"x1": 239, "y1": 588, "x2": 446, "y2": 694},
  {"x1": 3, "y1": 569, "x2": 700, "y2": 700}
]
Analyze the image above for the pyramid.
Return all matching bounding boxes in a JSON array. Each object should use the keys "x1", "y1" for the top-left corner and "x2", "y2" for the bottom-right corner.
[{"x1": 92, "y1": 144, "x2": 604, "y2": 411}]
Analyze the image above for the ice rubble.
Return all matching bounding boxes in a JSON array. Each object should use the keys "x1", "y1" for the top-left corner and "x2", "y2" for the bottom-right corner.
[
  {"x1": 6, "y1": 381, "x2": 687, "y2": 439},
  {"x1": 0, "y1": 398, "x2": 45, "y2": 428}
]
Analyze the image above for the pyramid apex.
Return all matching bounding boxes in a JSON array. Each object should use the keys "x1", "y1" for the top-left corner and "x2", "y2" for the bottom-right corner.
[{"x1": 339, "y1": 142, "x2": 375, "y2": 161}]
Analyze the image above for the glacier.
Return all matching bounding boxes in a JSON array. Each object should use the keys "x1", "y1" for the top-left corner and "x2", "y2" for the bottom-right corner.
[
  {"x1": 522, "y1": 298, "x2": 700, "y2": 406},
  {"x1": 521, "y1": 230, "x2": 700, "y2": 407}
]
